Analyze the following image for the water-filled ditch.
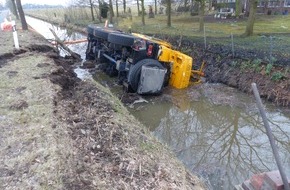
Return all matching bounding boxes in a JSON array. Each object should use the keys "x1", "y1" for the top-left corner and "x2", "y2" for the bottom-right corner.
[{"x1": 26, "y1": 16, "x2": 290, "y2": 190}]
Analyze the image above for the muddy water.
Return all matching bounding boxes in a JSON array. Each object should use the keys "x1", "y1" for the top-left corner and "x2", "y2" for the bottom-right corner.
[
  {"x1": 129, "y1": 84, "x2": 290, "y2": 189},
  {"x1": 26, "y1": 17, "x2": 290, "y2": 190}
]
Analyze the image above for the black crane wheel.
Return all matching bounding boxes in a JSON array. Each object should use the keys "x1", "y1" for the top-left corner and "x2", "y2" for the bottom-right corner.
[
  {"x1": 128, "y1": 59, "x2": 165, "y2": 92},
  {"x1": 108, "y1": 33, "x2": 136, "y2": 47},
  {"x1": 93, "y1": 27, "x2": 117, "y2": 40}
]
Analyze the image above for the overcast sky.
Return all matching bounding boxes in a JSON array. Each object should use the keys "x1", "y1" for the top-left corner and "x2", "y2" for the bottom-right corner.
[{"x1": 1, "y1": 0, "x2": 68, "y2": 6}]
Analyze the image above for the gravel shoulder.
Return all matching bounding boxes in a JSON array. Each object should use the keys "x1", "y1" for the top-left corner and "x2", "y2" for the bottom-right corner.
[{"x1": 0, "y1": 25, "x2": 205, "y2": 189}]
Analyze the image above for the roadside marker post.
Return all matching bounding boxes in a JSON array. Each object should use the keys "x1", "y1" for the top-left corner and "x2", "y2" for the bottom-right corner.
[
  {"x1": 231, "y1": 33, "x2": 235, "y2": 58},
  {"x1": 11, "y1": 20, "x2": 19, "y2": 49}
]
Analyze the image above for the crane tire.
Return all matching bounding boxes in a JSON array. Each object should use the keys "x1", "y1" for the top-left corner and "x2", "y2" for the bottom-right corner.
[
  {"x1": 94, "y1": 27, "x2": 116, "y2": 40},
  {"x1": 128, "y1": 59, "x2": 164, "y2": 92},
  {"x1": 108, "y1": 33, "x2": 136, "y2": 47}
]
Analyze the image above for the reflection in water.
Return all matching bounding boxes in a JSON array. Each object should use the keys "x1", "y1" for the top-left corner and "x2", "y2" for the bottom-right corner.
[{"x1": 130, "y1": 85, "x2": 290, "y2": 189}]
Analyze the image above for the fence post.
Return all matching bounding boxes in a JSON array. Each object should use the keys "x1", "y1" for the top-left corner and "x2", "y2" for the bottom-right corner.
[
  {"x1": 203, "y1": 25, "x2": 206, "y2": 50},
  {"x1": 231, "y1": 33, "x2": 234, "y2": 58},
  {"x1": 269, "y1": 36, "x2": 273, "y2": 59}
]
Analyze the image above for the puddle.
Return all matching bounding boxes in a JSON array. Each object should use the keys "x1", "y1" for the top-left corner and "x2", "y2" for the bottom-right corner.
[{"x1": 26, "y1": 17, "x2": 290, "y2": 190}]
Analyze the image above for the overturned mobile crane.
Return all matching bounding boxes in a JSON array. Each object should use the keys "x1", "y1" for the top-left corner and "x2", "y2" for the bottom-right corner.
[{"x1": 85, "y1": 25, "x2": 204, "y2": 94}]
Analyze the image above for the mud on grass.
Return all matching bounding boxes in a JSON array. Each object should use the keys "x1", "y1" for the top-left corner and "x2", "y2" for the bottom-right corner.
[{"x1": 51, "y1": 59, "x2": 205, "y2": 189}]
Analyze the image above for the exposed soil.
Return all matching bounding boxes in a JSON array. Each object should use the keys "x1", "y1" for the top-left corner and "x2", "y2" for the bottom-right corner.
[
  {"x1": 199, "y1": 45, "x2": 289, "y2": 106},
  {"x1": 0, "y1": 25, "x2": 205, "y2": 189}
]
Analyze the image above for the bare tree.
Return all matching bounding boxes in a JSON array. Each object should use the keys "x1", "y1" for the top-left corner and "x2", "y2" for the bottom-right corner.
[
  {"x1": 166, "y1": 0, "x2": 171, "y2": 27},
  {"x1": 15, "y1": 0, "x2": 27, "y2": 30},
  {"x1": 197, "y1": 0, "x2": 205, "y2": 32},
  {"x1": 243, "y1": 0, "x2": 258, "y2": 36},
  {"x1": 140, "y1": 0, "x2": 145, "y2": 25},
  {"x1": 137, "y1": 0, "x2": 140, "y2": 16},
  {"x1": 109, "y1": 0, "x2": 114, "y2": 23},
  {"x1": 89, "y1": 0, "x2": 95, "y2": 21},
  {"x1": 184, "y1": 0, "x2": 188, "y2": 8},
  {"x1": 115, "y1": 0, "x2": 119, "y2": 17},
  {"x1": 155, "y1": 0, "x2": 157, "y2": 14},
  {"x1": 235, "y1": 0, "x2": 241, "y2": 17},
  {"x1": 123, "y1": 0, "x2": 126, "y2": 13}
]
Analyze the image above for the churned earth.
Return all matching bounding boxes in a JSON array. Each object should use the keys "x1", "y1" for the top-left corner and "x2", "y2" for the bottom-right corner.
[{"x1": 0, "y1": 24, "x2": 206, "y2": 189}]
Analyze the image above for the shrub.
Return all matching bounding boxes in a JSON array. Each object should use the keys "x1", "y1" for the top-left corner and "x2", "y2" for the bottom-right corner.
[
  {"x1": 251, "y1": 58, "x2": 262, "y2": 72},
  {"x1": 100, "y1": 2, "x2": 109, "y2": 18},
  {"x1": 271, "y1": 72, "x2": 285, "y2": 81},
  {"x1": 266, "y1": 63, "x2": 273, "y2": 75}
]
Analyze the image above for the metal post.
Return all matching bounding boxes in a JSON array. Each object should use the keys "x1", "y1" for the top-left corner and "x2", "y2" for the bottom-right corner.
[
  {"x1": 204, "y1": 25, "x2": 206, "y2": 50},
  {"x1": 231, "y1": 33, "x2": 235, "y2": 58},
  {"x1": 270, "y1": 36, "x2": 273, "y2": 59},
  {"x1": 251, "y1": 83, "x2": 290, "y2": 190}
]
